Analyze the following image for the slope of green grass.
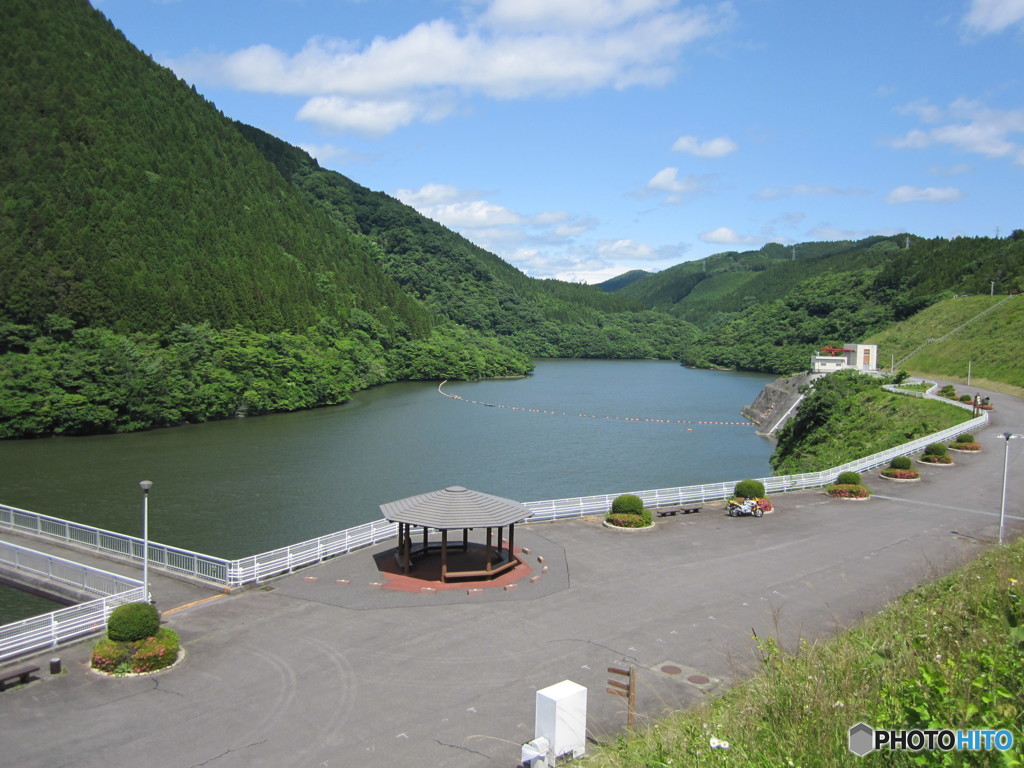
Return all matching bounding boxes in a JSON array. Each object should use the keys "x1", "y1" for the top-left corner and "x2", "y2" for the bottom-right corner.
[
  {"x1": 770, "y1": 371, "x2": 972, "y2": 474},
  {"x1": 866, "y1": 296, "x2": 1024, "y2": 394}
]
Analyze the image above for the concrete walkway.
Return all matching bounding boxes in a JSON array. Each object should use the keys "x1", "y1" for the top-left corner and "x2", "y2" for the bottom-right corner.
[{"x1": 1, "y1": 384, "x2": 1022, "y2": 768}]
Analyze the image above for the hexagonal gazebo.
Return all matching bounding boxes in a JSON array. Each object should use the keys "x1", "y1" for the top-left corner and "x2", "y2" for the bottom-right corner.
[{"x1": 379, "y1": 486, "x2": 533, "y2": 582}]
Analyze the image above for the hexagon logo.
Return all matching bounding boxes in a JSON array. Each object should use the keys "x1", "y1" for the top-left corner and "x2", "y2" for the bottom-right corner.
[{"x1": 848, "y1": 723, "x2": 875, "y2": 756}]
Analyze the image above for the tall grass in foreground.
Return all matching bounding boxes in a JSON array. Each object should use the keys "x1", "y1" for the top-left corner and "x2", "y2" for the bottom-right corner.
[{"x1": 588, "y1": 539, "x2": 1023, "y2": 767}]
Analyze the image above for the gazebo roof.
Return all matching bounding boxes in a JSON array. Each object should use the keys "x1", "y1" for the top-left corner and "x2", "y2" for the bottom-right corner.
[{"x1": 380, "y1": 486, "x2": 532, "y2": 529}]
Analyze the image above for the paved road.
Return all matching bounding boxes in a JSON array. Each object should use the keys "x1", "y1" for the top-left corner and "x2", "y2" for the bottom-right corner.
[{"x1": 1, "y1": 385, "x2": 1022, "y2": 768}]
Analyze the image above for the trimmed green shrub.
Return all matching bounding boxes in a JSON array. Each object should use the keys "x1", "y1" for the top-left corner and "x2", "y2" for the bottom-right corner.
[
  {"x1": 611, "y1": 494, "x2": 644, "y2": 515},
  {"x1": 890, "y1": 456, "x2": 912, "y2": 470},
  {"x1": 924, "y1": 443, "x2": 949, "y2": 457},
  {"x1": 734, "y1": 479, "x2": 766, "y2": 499},
  {"x1": 107, "y1": 601, "x2": 160, "y2": 642},
  {"x1": 958, "y1": 434, "x2": 975, "y2": 442},
  {"x1": 837, "y1": 471, "x2": 861, "y2": 485},
  {"x1": 959, "y1": 394, "x2": 973, "y2": 403}
]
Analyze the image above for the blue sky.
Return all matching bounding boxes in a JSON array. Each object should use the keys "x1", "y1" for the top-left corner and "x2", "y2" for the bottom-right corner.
[{"x1": 95, "y1": 0, "x2": 1023, "y2": 283}]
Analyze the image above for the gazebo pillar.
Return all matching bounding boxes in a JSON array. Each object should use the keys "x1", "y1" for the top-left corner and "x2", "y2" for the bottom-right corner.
[
  {"x1": 441, "y1": 528, "x2": 449, "y2": 582},
  {"x1": 508, "y1": 523, "x2": 515, "y2": 562}
]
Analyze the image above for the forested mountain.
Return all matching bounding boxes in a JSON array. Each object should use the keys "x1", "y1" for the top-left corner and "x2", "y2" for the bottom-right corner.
[
  {"x1": 607, "y1": 234, "x2": 1024, "y2": 374},
  {"x1": 235, "y1": 123, "x2": 700, "y2": 360}
]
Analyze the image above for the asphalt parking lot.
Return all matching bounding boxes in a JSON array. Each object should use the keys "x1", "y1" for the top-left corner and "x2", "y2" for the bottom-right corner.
[{"x1": 2, "y1": 386, "x2": 1022, "y2": 768}]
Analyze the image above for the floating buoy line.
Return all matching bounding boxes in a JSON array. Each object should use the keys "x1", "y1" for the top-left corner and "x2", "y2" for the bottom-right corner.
[{"x1": 438, "y1": 381, "x2": 755, "y2": 428}]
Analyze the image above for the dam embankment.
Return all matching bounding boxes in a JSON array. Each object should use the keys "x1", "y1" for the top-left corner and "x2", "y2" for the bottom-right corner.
[{"x1": 742, "y1": 372, "x2": 822, "y2": 436}]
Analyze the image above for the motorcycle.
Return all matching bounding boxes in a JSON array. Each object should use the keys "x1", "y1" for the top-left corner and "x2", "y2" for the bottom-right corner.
[{"x1": 727, "y1": 498, "x2": 763, "y2": 518}]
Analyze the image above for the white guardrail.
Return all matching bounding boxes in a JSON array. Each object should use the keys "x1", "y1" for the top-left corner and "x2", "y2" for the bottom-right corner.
[
  {"x1": 0, "y1": 381, "x2": 988, "y2": 594},
  {"x1": 0, "y1": 540, "x2": 146, "y2": 661}
]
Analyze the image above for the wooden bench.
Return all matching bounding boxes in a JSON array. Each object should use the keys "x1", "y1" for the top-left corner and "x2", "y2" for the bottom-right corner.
[
  {"x1": 0, "y1": 664, "x2": 40, "y2": 691},
  {"x1": 656, "y1": 506, "x2": 702, "y2": 517}
]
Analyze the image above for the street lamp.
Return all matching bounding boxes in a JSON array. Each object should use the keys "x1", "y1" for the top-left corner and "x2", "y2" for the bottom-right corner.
[
  {"x1": 139, "y1": 480, "x2": 153, "y2": 602},
  {"x1": 997, "y1": 434, "x2": 1022, "y2": 545}
]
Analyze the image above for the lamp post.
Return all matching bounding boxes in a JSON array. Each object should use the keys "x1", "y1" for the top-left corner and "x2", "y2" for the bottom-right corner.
[
  {"x1": 997, "y1": 434, "x2": 1022, "y2": 545},
  {"x1": 139, "y1": 480, "x2": 153, "y2": 602}
]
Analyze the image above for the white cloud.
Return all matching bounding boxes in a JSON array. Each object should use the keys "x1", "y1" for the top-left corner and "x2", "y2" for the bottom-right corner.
[
  {"x1": 597, "y1": 239, "x2": 658, "y2": 260},
  {"x1": 699, "y1": 226, "x2": 758, "y2": 244},
  {"x1": 166, "y1": 2, "x2": 735, "y2": 134},
  {"x1": 888, "y1": 98, "x2": 1024, "y2": 164},
  {"x1": 394, "y1": 183, "x2": 597, "y2": 261},
  {"x1": 963, "y1": 0, "x2": 1024, "y2": 34},
  {"x1": 753, "y1": 183, "x2": 869, "y2": 200},
  {"x1": 644, "y1": 167, "x2": 711, "y2": 203},
  {"x1": 524, "y1": 238, "x2": 687, "y2": 282},
  {"x1": 296, "y1": 96, "x2": 426, "y2": 135},
  {"x1": 885, "y1": 186, "x2": 964, "y2": 204},
  {"x1": 418, "y1": 199, "x2": 524, "y2": 227},
  {"x1": 671, "y1": 134, "x2": 737, "y2": 157}
]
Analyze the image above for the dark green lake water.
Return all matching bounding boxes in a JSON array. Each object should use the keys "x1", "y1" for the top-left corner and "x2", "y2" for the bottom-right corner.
[{"x1": 0, "y1": 360, "x2": 773, "y2": 562}]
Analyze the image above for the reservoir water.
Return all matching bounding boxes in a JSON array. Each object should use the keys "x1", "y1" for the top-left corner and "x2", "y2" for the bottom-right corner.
[{"x1": 0, "y1": 360, "x2": 773, "y2": 562}]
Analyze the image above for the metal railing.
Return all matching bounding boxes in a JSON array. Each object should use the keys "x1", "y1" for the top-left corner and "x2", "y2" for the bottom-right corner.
[
  {"x1": 0, "y1": 541, "x2": 145, "y2": 662},
  {"x1": 229, "y1": 518, "x2": 398, "y2": 585},
  {"x1": 0, "y1": 386, "x2": 988, "y2": 589},
  {"x1": 0, "y1": 504, "x2": 231, "y2": 584},
  {"x1": 0, "y1": 540, "x2": 143, "y2": 598}
]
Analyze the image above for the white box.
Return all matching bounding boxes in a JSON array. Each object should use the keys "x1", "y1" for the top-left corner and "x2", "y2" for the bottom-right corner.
[{"x1": 535, "y1": 680, "x2": 587, "y2": 760}]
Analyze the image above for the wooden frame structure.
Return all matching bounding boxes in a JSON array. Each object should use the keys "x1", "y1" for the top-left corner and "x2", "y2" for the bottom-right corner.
[{"x1": 380, "y1": 486, "x2": 532, "y2": 582}]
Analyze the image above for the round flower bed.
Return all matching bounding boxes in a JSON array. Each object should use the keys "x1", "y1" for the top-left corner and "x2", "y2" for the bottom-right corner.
[
  {"x1": 918, "y1": 455, "x2": 954, "y2": 465},
  {"x1": 880, "y1": 468, "x2": 921, "y2": 481},
  {"x1": 92, "y1": 627, "x2": 181, "y2": 676},
  {"x1": 948, "y1": 442, "x2": 981, "y2": 452},
  {"x1": 826, "y1": 483, "x2": 871, "y2": 499},
  {"x1": 603, "y1": 512, "x2": 654, "y2": 530}
]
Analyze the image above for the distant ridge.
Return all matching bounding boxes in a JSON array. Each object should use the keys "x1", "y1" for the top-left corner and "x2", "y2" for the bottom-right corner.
[{"x1": 596, "y1": 270, "x2": 652, "y2": 293}]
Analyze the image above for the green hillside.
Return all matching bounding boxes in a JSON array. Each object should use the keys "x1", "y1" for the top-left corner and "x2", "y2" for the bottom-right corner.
[
  {"x1": 612, "y1": 234, "x2": 1024, "y2": 375},
  {"x1": 866, "y1": 295, "x2": 1024, "y2": 394}
]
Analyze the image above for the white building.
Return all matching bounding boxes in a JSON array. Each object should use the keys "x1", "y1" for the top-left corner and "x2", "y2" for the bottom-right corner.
[{"x1": 810, "y1": 344, "x2": 877, "y2": 374}]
